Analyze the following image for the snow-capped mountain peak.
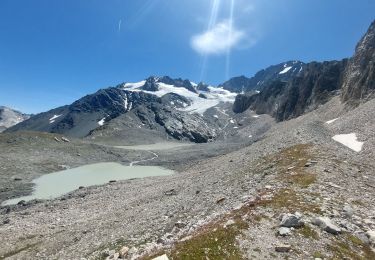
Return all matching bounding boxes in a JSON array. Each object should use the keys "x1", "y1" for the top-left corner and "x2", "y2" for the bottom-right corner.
[{"x1": 122, "y1": 76, "x2": 237, "y2": 114}]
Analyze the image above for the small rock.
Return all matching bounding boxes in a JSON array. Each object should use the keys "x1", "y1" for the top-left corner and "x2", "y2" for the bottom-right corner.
[
  {"x1": 278, "y1": 227, "x2": 291, "y2": 236},
  {"x1": 216, "y1": 197, "x2": 226, "y2": 204},
  {"x1": 109, "y1": 180, "x2": 117, "y2": 183},
  {"x1": 128, "y1": 247, "x2": 138, "y2": 255},
  {"x1": 275, "y1": 244, "x2": 291, "y2": 252},
  {"x1": 102, "y1": 249, "x2": 115, "y2": 257},
  {"x1": 164, "y1": 189, "x2": 177, "y2": 196},
  {"x1": 79, "y1": 186, "x2": 85, "y2": 189},
  {"x1": 287, "y1": 166, "x2": 295, "y2": 171},
  {"x1": 327, "y1": 182, "x2": 343, "y2": 189},
  {"x1": 61, "y1": 137, "x2": 70, "y2": 142},
  {"x1": 366, "y1": 230, "x2": 375, "y2": 245},
  {"x1": 2, "y1": 218, "x2": 10, "y2": 224},
  {"x1": 280, "y1": 213, "x2": 304, "y2": 228},
  {"x1": 152, "y1": 254, "x2": 169, "y2": 260},
  {"x1": 304, "y1": 162, "x2": 312, "y2": 167},
  {"x1": 342, "y1": 205, "x2": 354, "y2": 218},
  {"x1": 224, "y1": 219, "x2": 235, "y2": 227},
  {"x1": 17, "y1": 200, "x2": 26, "y2": 206},
  {"x1": 13, "y1": 177, "x2": 22, "y2": 181},
  {"x1": 108, "y1": 253, "x2": 119, "y2": 259},
  {"x1": 363, "y1": 219, "x2": 375, "y2": 226},
  {"x1": 175, "y1": 221, "x2": 186, "y2": 228},
  {"x1": 354, "y1": 231, "x2": 370, "y2": 245},
  {"x1": 312, "y1": 217, "x2": 341, "y2": 235},
  {"x1": 118, "y1": 246, "x2": 129, "y2": 258},
  {"x1": 54, "y1": 137, "x2": 60, "y2": 142}
]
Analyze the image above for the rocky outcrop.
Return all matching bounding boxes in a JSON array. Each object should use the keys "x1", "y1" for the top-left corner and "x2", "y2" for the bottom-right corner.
[
  {"x1": 158, "y1": 76, "x2": 198, "y2": 93},
  {"x1": 220, "y1": 61, "x2": 305, "y2": 93},
  {"x1": 233, "y1": 60, "x2": 347, "y2": 121},
  {"x1": 341, "y1": 20, "x2": 375, "y2": 105}
]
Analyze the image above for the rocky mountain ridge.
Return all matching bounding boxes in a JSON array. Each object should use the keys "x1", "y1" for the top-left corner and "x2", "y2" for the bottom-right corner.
[
  {"x1": 232, "y1": 20, "x2": 375, "y2": 121},
  {"x1": 6, "y1": 78, "x2": 237, "y2": 143},
  {"x1": 220, "y1": 61, "x2": 305, "y2": 93}
]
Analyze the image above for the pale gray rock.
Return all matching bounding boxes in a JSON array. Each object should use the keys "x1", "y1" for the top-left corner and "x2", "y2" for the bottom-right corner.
[
  {"x1": 278, "y1": 227, "x2": 291, "y2": 236},
  {"x1": 312, "y1": 217, "x2": 341, "y2": 235}
]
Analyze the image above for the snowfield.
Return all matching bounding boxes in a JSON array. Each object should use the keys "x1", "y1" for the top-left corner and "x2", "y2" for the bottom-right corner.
[
  {"x1": 332, "y1": 133, "x2": 364, "y2": 152},
  {"x1": 123, "y1": 80, "x2": 237, "y2": 114}
]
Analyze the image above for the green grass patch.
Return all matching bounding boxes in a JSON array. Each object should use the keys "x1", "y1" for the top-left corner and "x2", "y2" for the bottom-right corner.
[
  {"x1": 169, "y1": 219, "x2": 247, "y2": 259},
  {"x1": 297, "y1": 225, "x2": 319, "y2": 240},
  {"x1": 260, "y1": 188, "x2": 321, "y2": 214}
]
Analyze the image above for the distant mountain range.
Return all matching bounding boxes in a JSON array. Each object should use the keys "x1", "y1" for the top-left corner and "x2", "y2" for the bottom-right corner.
[
  {"x1": 4, "y1": 20, "x2": 375, "y2": 143},
  {"x1": 0, "y1": 106, "x2": 30, "y2": 132}
]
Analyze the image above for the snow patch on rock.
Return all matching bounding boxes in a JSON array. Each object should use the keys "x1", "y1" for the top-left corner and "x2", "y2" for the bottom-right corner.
[
  {"x1": 98, "y1": 118, "x2": 106, "y2": 126},
  {"x1": 49, "y1": 114, "x2": 62, "y2": 124},
  {"x1": 332, "y1": 133, "x2": 364, "y2": 152},
  {"x1": 123, "y1": 80, "x2": 237, "y2": 115},
  {"x1": 279, "y1": 66, "x2": 292, "y2": 74}
]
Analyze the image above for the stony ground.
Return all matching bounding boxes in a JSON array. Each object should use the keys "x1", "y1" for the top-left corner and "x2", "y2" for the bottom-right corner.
[{"x1": 0, "y1": 97, "x2": 374, "y2": 259}]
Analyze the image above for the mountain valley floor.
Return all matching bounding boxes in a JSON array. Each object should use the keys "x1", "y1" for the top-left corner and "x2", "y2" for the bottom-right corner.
[{"x1": 0, "y1": 97, "x2": 375, "y2": 259}]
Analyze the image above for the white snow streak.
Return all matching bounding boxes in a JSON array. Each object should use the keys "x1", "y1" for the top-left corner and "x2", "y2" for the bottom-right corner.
[
  {"x1": 326, "y1": 118, "x2": 339, "y2": 124},
  {"x1": 279, "y1": 66, "x2": 292, "y2": 74},
  {"x1": 49, "y1": 114, "x2": 62, "y2": 124}
]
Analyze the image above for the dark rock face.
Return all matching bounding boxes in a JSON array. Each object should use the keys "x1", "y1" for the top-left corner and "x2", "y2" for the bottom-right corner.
[
  {"x1": 160, "y1": 93, "x2": 191, "y2": 108},
  {"x1": 232, "y1": 20, "x2": 375, "y2": 121},
  {"x1": 233, "y1": 60, "x2": 347, "y2": 121},
  {"x1": 219, "y1": 76, "x2": 251, "y2": 93},
  {"x1": 151, "y1": 104, "x2": 216, "y2": 143},
  {"x1": 141, "y1": 77, "x2": 159, "y2": 92},
  {"x1": 233, "y1": 92, "x2": 259, "y2": 113},
  {"x1": 341, "y1": 20, "x2": 375, "y2": 105},
  {"x1": 220, "y1": 61, "x2": 305, "y2": 93},
  {"x1": 7, "y1": 88, "x2": 160, "y2": 138},
  {"x1": 196, "y1": 82, "x2": 210, "y2": 92},
  {"x1": 159, "y1": 76, "x2": 198, "y2": 93}
]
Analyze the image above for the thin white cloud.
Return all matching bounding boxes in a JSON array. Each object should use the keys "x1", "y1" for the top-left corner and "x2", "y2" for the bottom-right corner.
[
  {"x1": 191, "y1": 20, "x2": 245, "y2": 55},
  {"x1": 118, "y1": 19, "x2": 122, "y2": 32}
]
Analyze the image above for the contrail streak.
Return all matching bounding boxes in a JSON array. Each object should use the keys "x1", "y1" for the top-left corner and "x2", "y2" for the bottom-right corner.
[{"x1": 118, "y1": 19, "x2": 122, "y2": 32}]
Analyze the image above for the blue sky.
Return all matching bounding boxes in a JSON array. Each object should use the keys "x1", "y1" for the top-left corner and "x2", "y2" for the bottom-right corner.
[{"x1": 0, "y1": 0, "x2": 374, "y2": 113}]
